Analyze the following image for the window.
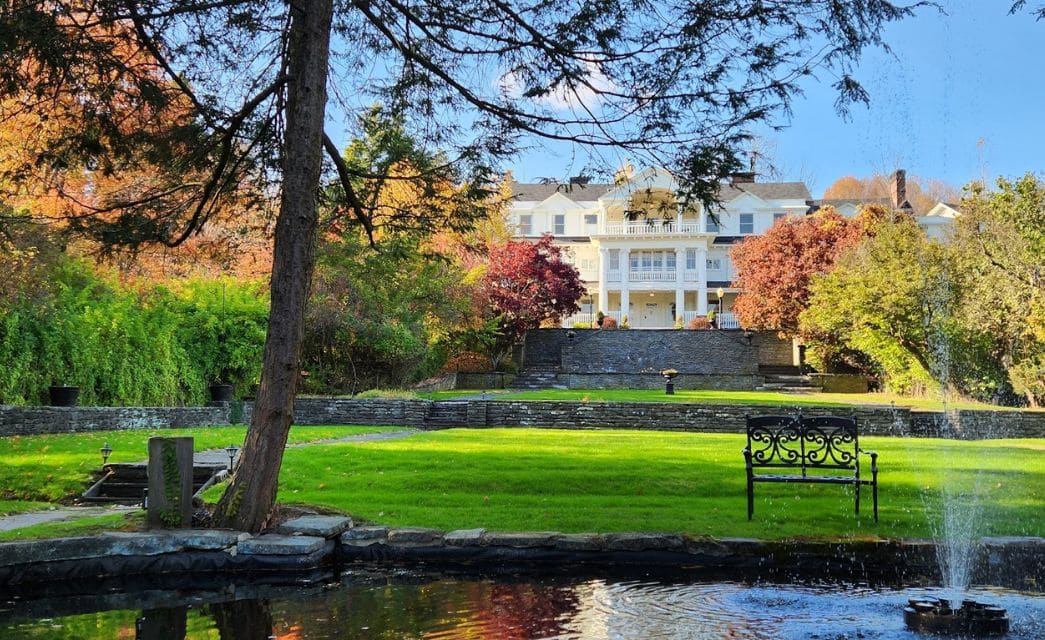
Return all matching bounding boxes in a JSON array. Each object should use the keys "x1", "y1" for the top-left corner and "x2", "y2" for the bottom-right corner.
[
  {"x1": 666, "y1": 251, "x2": 676, "y2": 270},
  {"x1": 518, "y1": 214, "x2": 532, "y2": 235},
  {"x1": 739, "y1": 213, "x2": 754, "y2": 234},
  {"x1": 773, "y1": 212, "x2": 786, "y2": 223},
  {"x1": 641, "y1": 252, "x2": 652, "y2": 269},
  {"x1": 686, "y1": 249, "x2": 697, "y2": 270},
  {"x1": 707, "y1": 258, "x2": 722, "y2": 271},
  {"x1": 553, "y1": 214, "x2": 565, "y2": 235},
  {"x1": 706, "y1": 217, "x2": 720, "y2": 233},
  {"x1": 630, "y1": 252, "x2": 640, "y2": 270},
  {"x1": 584, "y1": 214, "x2": 598, "y2": 226},
  {"x1": 581, "y1": 258, "x2": 595, "y2": 272},
  {"x1": 609, "y1": 250, "x2": 620, "y2": 270}
]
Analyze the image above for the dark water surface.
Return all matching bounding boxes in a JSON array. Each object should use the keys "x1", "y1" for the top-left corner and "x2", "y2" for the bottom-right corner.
[{"x1": 2, "y1": 571, "x2": 1043, "y2": 639}]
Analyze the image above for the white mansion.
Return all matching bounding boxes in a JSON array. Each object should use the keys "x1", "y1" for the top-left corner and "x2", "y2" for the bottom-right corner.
[{"x1": 509, "y1": 166, "x2": 954, "y2": 329}]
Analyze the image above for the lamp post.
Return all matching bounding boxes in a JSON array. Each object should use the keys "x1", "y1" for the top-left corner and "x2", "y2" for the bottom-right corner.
[
  {"x1": 716, "y1": 287, "x2": 724, "y2": 315},
  {"x1": 99, "y1": 442, "x2": 113, "y2": 466},
  {"x1": 225, "y1": 443, "x2": 240, "y2": 470}
]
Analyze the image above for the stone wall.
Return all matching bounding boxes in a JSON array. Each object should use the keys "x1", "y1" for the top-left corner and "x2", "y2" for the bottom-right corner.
[
  {"x1": 753, "y1": 332, "x2": 795, "y2": 367},
  {"x1": 0, "y1": 405, "x2": 231, "y2": 437},
  {"x1": 478, "y1": 401, "x2": 908, "y2": 435},
  {"x1": 241, "y1": 398, "x2": 429, "y2": 427},
  {"x1": 558, "y1": 329, "x2": 758, "y2": 375},
  {"x1": 564, "y1": 373, "x2": 761, "y2": 390},
  {"x1": 3, "y1": 398, "x2": 1041, "y2": 439}
]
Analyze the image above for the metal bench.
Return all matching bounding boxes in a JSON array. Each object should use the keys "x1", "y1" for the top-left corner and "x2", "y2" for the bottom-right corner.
[{"x1": 743, "y1": 414, "x2": 879, "y2": 522}]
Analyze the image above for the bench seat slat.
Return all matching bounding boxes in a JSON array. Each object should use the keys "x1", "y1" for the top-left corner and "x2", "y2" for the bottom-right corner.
[{"x1": 751, "y1": 475, "x2": 875, "y2": 485}]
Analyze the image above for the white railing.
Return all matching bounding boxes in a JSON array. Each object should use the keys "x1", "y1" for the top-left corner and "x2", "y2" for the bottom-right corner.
[
  {"x1": 628, "y1": 269, "x2": 676, "y2": 282},
  {"x1": 607, "y1": 270, "x2": 621, "y2": 282},
  {"x1": 679, "y1": 310, "x2": 741, "y2": 329},
  {"x1": 601, "y1": 221, "x2": 703, "y2": 236},
  {"x1": 717, "y1": 312, "x2": 741, "y2": 329}
]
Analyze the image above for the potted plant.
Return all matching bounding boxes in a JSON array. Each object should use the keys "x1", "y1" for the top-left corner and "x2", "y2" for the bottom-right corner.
[{"x1": 661, "y1": 369, "x2": 678, "y2": 395}]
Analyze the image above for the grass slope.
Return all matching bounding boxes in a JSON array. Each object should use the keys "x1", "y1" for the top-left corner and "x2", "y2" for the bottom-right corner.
[{"x1": 274, "y1": 428, "x2": 1044, "y2": 540}]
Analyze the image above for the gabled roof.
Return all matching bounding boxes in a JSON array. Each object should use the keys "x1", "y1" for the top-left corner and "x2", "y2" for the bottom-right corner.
[
  {"x1": 719, "y1": 181, "x2": 811, "y2": 201},
  {"x1": 512, "y1": 167, "x2": 811, "y2": 206},
  {"x1": 511, "y1": 181, "x2": 614, "y2": 202}
]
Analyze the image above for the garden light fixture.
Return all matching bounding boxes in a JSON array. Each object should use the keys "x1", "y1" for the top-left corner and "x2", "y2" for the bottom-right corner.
[
  {"x1": 225, "y1": 443, "x2": 240, "y2": 469},
  {"x1": 100, "y1": 442, "x2": 113, "y2": 465}
]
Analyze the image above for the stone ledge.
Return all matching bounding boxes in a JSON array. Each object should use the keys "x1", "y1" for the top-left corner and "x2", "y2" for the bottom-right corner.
[
  {"x1": 0, "y1": 530, "x2": 241, "y2": 567},
  {"x1": 237, "y1": 534, "x2": 327, "y2": 556},
  {"x1": 276, "y1": 515, "x2": 353, "y2": 538}
]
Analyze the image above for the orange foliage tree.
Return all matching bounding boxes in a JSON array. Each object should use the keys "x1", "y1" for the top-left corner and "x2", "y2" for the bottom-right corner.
[{"x1": 730, "y1": 207, "x2": 867, "y2": 337}]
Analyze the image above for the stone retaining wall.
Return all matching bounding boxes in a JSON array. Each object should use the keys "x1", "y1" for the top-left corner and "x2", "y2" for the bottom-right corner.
[
  {"x1": 2, "y1": 399, "x2": 1042, "y2": 439},
  {"x1": 0, "y1": 405, "x2": 231, "y2": 437},
  {"x1": 2, "y1": 523, "x2": 1042, "y2": 592}
]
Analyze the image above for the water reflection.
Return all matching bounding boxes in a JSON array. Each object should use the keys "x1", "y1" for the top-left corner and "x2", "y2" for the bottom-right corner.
[{"x1": 2, "y1": 573, "x2": 1043, "y2": 639}]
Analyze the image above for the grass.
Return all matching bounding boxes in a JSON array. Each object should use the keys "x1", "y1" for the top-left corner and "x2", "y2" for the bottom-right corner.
[
  {"x1": 0, "y1": 511, "x2": 143, "y2": 542},
  {"x1": 0, "y1": 425, "x2": 406, "y2": 505},
  {"x1": 270, "y1": 428, "x2": 1044, "y2": 541}
]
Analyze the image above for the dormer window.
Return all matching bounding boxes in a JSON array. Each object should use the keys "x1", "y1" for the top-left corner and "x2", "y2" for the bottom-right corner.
[
  {"x1": 739, "y1": 213, "x2": 754, "y2": 234},
  {"x1": 554, "y1": 214, "x2": 565, "y2": 235},
  {"x1": 706, "y1": 217, "x2": 720, "y2": 233}
]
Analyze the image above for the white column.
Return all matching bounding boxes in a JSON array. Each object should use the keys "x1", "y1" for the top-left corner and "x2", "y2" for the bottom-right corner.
[
  {"x1": 620, "y1": 248, "x2": 630, "y2": 318},
  {"x1": 697, "y1": 244, "x2": 709, "y2": 314},
  {"x1": 597, "y1": 246, "x2": 609, "y2": 314},
  {"x1": 674, "y1": 247, "x2": 685, "y2": 322}
]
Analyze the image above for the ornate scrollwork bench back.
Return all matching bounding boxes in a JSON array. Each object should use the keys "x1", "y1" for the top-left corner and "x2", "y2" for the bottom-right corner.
[{"x1": 743, "y1": 414, "x2": 879, "y2": 522}]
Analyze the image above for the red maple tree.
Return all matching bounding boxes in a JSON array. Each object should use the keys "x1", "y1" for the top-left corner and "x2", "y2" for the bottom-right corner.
[
  {"x1": 481, "y1": 235, "x2": 585, "y2": 361},
  {"x1": 731, "y1": 208, "x2": 866, "y2": 336}
]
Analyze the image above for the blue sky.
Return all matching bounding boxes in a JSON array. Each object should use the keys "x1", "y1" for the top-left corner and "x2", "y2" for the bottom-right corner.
[{"x1": 509, "y1": 1, "x2": 1045, "y2": 196}]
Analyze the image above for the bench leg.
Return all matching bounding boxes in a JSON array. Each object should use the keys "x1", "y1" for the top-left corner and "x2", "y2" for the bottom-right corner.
[
  {"x1": 873, "y1": 480, "x2": 879, "y2": 523},
  {"x1": 747, "y1": 477, "x2": 754, "y2": 521}
]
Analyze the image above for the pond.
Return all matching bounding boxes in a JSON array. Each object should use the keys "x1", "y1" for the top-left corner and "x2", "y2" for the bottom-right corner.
[{"x1": 2, "y1": 569, "x2": 1043, "y2": 639}]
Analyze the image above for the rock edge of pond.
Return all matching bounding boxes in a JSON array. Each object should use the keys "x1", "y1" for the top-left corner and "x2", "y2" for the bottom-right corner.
[{"x1": 1, "y1": 516, "x2": 1042, "y2": 593}]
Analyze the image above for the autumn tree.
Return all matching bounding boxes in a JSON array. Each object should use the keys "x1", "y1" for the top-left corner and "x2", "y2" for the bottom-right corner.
[
  {"x1": 1, "y1": 0, "x2": 938, "y2": 531},
  {"x1": 822, "y1": 172, "x2": 960, "y2": 214},
  {"x1": 730, "y1": 207, "x2": 867, "y2": 336},
  {"x1": 480, "y1": 235, "x2": 584, "y2": 365}
]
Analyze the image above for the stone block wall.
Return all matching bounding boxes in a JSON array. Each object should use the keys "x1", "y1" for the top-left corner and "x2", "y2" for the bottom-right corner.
[
  {"x1": 478, "y1": 401, "x2": 908, "y2": 434},
  {"x1": 551, "y1": 329, "x2": 759, "y2": 375},
  {"x1": 241, "y1": 398, "x2": 430, "y2": 426},
  {"x1": 753, "y1": 332, "x2": 795, "y2": 367},
  {"x1": 564, "y1": 373, "x2": 761, "y2": 390},
  {"x1": 0, "y1": 405, "x2": 230, "y2": 437},
  {"x1": 3, "y1": 398, "x2": 1041, "y2": 439}
]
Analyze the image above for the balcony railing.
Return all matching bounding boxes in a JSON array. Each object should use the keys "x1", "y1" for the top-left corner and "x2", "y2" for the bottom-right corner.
[
  {"x1": 601, "y1": 221, "x2": 703, "y2": 235},
  {"x1": 628, "y1": 269, "x2": 676, "y2": 282}
]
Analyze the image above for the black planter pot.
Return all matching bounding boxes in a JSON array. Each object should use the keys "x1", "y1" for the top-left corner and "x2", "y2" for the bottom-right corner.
[
  {"x1": 49, "y1": 385, "x2": 80, "y2": 407},
  {"x1": 208, "y1": 384, "x2": 235, "y2": 403}
]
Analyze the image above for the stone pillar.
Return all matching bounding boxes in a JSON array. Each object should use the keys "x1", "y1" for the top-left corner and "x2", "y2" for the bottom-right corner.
[
  {"x1": 598, "y1": 246, "x2": 609, "y2": 314},
  {"x1": 147, "y1": 436, "x2": 194, "y2": 529},
  {"x1": 697, "y1": 244, "x2": 709, "y2": 314}
]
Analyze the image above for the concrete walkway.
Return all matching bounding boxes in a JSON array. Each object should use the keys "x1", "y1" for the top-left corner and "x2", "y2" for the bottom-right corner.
[{"x1": 0, "y1": 429, "x2": 422, "y2": 533}]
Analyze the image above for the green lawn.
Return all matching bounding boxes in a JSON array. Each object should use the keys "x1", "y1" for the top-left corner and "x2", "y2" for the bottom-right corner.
[
  {"x1": 0, "y1": 425, "x2": 406, "y2": 505},
  {"x1": 271, "y1": 428, "x2": 1045, "y2": 540},
  {"x1": 0, "y1": 511, "x2": 143, "y2": 542},
  {"x1": 3, "y1": 425, "x2": 1041, "y2": 542}
]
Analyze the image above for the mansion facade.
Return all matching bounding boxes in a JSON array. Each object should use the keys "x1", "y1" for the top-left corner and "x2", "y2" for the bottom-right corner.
[
  {"x1": 509, "y1": 166, "x2": 811, "y2": 329},
  {"x1": 509, "y1": 166, "x2": 955, "y2": 329}
]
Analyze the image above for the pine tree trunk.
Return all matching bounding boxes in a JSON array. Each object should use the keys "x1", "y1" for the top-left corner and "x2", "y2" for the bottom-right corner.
[{"x1": 213, "y1": 0, "x2": 333, "y2": 532}]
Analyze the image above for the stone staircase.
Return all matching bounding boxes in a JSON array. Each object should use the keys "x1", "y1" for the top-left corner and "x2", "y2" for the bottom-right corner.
[
  {"x1": 82, "y1": 462, "x2": 225, "y2": 505},
  {"x1": 757, "y1": 365, "x2": 816, "y2": 393},
  {"x1": 509, "y1": 364, "x2": 566, "y2": 390},
  {"x1": 423, "y1": 401, "x2": 469, "y2": 428}
]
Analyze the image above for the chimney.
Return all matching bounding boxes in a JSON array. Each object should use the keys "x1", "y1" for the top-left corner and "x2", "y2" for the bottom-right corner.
[
  {"x1": 893, "y1": 169, "x2": 910, "y2": 209},
  {"x1": 730, "y1": 171, "x2": 756, "y2": 184}
]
